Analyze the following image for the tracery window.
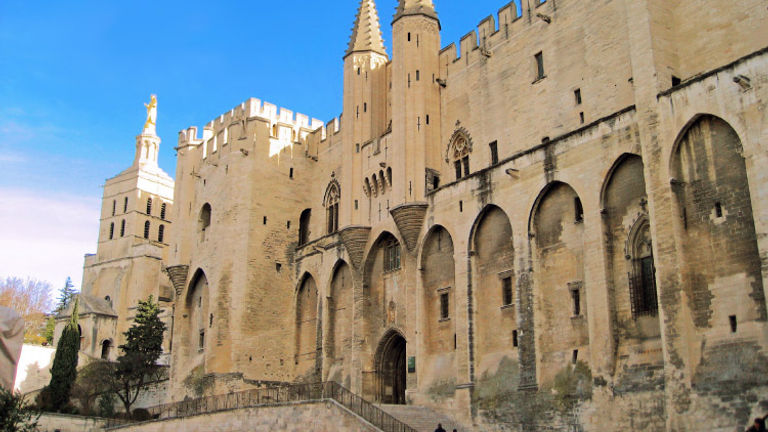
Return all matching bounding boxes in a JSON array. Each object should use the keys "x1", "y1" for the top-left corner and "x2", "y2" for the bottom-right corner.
[
  {"x1": 628, "y1": 219, "x2": 658, "y2": 318},
  {"x1": 384, "y1": 239, "x2": 401, "y2": 272},
  {"x1": 325, "y1": 182, "x2": 340, "y2": 234},
  {"x1": 447, "y1": 130, "x2": 472, "y2": 181}
]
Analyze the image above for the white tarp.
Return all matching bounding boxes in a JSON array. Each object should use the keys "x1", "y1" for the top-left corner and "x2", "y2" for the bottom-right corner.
[{"x1": 0, "y1": 306, "x2": 24, "y2": 390}]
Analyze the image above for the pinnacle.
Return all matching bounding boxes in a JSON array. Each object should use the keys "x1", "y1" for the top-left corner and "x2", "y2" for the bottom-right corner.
[
  {"x1": 346, "y1": 0, "x2": 387, "y2": 58},
  {"x1": 394, "y1": 0, "x2": 437, "y2": 22}
]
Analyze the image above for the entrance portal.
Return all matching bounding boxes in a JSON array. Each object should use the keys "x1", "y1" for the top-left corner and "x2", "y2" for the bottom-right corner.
[{"x1": 376, "y1": 331, "x2": 407, "y2": 404}]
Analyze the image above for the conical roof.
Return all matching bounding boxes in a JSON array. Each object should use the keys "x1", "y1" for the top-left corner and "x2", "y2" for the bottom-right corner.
[
  {"x1": 394, "y1": 0, "x2": 437, "y2": 21},
  {"x1": 346, "y1": 0, "x2": 387, "y2": 57}
]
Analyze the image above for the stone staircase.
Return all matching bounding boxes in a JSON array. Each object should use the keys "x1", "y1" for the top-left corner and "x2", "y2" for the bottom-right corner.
[{"x1": 378, "y1": 404, "x2": 467, "y2": 432}]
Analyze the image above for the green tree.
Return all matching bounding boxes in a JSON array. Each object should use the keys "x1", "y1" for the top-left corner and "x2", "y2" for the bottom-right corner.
[
  {"x1": 0, "y1": 387, "x2": 40, "y2": 432},
  {"x1": 38, "y1": 298, "x2": 80, "y2": 412},
  {"x1": 54, "y1": 277, "x2": 77, "y2": 315},
  {"x1": 110, "y1": 296, "x2": 166, "y2": 416},
  {"x1": 42, "y1": 317, "x2": 55, "y2": 345}
]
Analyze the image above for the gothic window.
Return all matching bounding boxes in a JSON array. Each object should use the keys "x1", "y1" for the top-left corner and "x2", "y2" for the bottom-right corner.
[
  {"x1": 628, "y1": 220, "x2": 658, "y2": 318},
  {"x1": 146, "y1": 198, "x2": 152, "y2": 215},
  {"x1": 325, "y1": 183, "x2": 340, "y2": 234},
  {"x1": 384, "y1": 239, "x2": 401, "y2": 272},
  {"x1": 447, "y1": 130, "x2": 472, "y2": 180},
  {"x1": 123, "y1": 197, "x2": 128, "y2": 213},
  {"x1": 120, "y1": 220, "x2": 126, "y2": 237},
  {"x1": 144, "y1": 221, "x2": 150, "y2": 239},
  {"x1": 112, "y1": 200, "x2": 116, "y2": 216},
  {"x1": 298, "y1": 209, "x2": 311, "y2": 246},
  {"x1": 160, "y1": 203, "x2": 167, "y2": 220},
  {"x1": 158, "y1": 224, "x2": 165, "y2": 243},
  {"x1": 109, "y1": 223, "x2": 114, "y2": 240}
]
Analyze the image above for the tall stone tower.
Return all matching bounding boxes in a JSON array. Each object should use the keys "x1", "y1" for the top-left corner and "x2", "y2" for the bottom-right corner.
[
  {"x1": 73, "y1": 95, "x2": 175, "y2": 362},
  {"x1": 342, "y1": 0, "x2": 389, "y2": 226},
  {"x1": 390, "y1": 0, "x2": 441, "y2": 203}
]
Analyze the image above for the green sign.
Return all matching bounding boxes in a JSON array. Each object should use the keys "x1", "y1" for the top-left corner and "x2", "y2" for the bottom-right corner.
[{"x1": 408, "y1": 356, "x2": 416, "y2": 373}]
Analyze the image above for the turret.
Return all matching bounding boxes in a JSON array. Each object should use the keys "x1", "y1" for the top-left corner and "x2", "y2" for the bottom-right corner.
[
  {"x1": 341, "y1": 0, "x2": 389, "y2": 226},
  {"x1": 390, "y1": 0, "x2": 441, "y2": 203}
]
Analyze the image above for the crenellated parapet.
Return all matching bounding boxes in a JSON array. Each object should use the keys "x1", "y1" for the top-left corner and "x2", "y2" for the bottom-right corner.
[
  {"x1": 439, "y1": 1, "x2": 539, "y2": 70},
  {"x1": 177, "y1": 98, "x2": 326, "y2": 161}
]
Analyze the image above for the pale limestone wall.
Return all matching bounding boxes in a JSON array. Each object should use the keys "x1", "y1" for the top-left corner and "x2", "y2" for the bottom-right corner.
[
  {"x1": 113, "y1": 401, "x2": 378, "y2": 432},
  {"x1": 158, "y1": 1, "x2": 768, "y2": 431},
  {"x1": 37, "y1": 413, "x2": 111, "y2": 432}
]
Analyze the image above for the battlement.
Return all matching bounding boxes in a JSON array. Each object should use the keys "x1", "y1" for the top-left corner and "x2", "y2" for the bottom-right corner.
[
  {"x1": 178, "y1": 98, "x2": 325, "y2": 146},
  {"x1": 439, "y1": 0, "x2": 534, "y2": 67}
]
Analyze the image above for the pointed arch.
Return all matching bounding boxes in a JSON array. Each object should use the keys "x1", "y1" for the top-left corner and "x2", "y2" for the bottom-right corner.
[
  {"x1": 373, "y1": 328, "x2": 407, "y2": 404},
  {"x1": 326, "y1": 260, "x2": 353, "y2": 370},
  {"x1": 324, "y1": 181, "x2": 340, "y2": 234},
  {"x1": 530, "y1": 181, "x2": 589, "y2": 385},
  {"x1": 295, "y1": 273, "x2": 319, "y2": 379},
  {"x1": 600, "y1": 152, "x2": 644, "y2": 209},
  {"x1": 670, "y1": 114, "x2": 765, "y2": 328}
]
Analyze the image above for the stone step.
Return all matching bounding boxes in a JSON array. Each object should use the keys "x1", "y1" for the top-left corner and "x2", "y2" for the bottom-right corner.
[{"x1": 377, "y1": 404, "x2": 467, "y2": 432}]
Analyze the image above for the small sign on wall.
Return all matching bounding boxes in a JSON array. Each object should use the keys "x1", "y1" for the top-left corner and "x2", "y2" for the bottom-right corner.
[{"x1": 408, "y1": 356, "x2": 416, "y2": 373}]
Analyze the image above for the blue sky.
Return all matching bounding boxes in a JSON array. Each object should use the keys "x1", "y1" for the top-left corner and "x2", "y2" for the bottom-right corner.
[{"x1": 0, "y1": 0, "x2": 522, "y2": 292}]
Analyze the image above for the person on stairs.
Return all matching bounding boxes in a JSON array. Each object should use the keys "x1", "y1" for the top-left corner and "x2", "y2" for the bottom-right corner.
[{"x1": 434, "y1": 424, "x2": 446, "y2": 432}]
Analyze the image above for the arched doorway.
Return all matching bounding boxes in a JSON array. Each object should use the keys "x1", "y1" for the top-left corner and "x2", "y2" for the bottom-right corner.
[{"x1": 376, "y1": 331, "x2": 407, "y2": 404}]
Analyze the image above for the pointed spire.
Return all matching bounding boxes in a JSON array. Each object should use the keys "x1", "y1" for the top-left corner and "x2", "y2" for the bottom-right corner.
[
  {"x1": 394, "y1": 0, "x2": 438, "y2": 22},
  {"x1": 346, "y1": 0, "x2": 387, "y2": 58}
]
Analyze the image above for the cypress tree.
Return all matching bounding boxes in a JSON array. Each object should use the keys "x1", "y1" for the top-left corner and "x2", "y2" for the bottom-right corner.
[{"x1": 40, "y1": 298, "x2": 81, "y2": 412}]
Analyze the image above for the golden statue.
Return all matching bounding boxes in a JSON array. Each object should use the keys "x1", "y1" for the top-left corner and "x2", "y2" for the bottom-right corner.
[{"x1": 143, "y1": 94, "x2": 158, "y2": 135}]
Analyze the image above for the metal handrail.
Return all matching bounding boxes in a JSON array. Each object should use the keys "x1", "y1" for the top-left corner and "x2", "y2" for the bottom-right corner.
[{"x1": 107, "y1": 382, "x2": 416, "y2": 432}]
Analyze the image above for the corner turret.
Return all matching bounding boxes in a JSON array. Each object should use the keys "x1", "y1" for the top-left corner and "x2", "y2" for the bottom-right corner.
[{"x1": 394, "y1": 0, "x2": 438, "y2": 23}]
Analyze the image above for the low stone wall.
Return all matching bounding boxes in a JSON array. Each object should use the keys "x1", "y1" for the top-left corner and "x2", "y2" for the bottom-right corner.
[
  {"x1": 37, "y1": 413, "x2": 112, "y2": 432},
  {"x1": 109, "y1": 400, "x2": 379, "y2": 432}
]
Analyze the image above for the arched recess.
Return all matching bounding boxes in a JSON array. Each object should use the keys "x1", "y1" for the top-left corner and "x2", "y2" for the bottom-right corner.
[
  {"x1": 530, "y1": 182, "x2": 589, "y2": 385},
  {"x1": 101, "y1": 339, "x2": 113, "y2": 360},
  {"x1": 184, "y1": 269, "x2": 209, "y2": 365},
  {"x1": 361, "y1": 232, "x2": 404, "y2": 398},
  {"x1": 420, "y1": 225, "x2": 457, "y2": 391},
  {"x1": 602, "y1": 154, "x2": 660, "y2": 336},
  {"x1": 470, "y1": 206, "x2": 517, "y2": 379},
  {"x1": 326, "y1": 261, "x2": 353, "y2": 386},
  {"x1": 295, "y1": 273, "x2": 319, "y2": 380},
  {"x1": 374, "y1": 329, "x2": 407, "y2": 404},
  {"x1": 670, "y1": 115, "x2": 766, "y2": 331}
]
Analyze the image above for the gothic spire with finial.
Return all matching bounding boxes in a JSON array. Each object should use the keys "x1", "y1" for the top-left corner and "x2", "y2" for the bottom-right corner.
[
  {"x1": 346, "y1": 0, "x2": 387, "y2": 58},
  {"x1": 394, "y1": 0, "x2": 437, "y2": 22}
]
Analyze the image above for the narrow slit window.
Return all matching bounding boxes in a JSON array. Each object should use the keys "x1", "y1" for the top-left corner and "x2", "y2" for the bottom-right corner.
[
  {"x1": 512, "y1": 330, "x2": 519, "y2": 347},
  {"x1": 109, "y1": 223, "x2": 114, "y2": 240},
  {"x1": 158, "y1": 224, "x2": 165, "y2": 243},
  {"x1": 715, "y1": 202, "x2": 723, "y2": 218},
  {"x1": 462, "y1": 156, "x2": 470, "y2": 177},
  {"x1": 534, "y1": 52, "x2": 545, "y2": 80},
  {"x1": 440, "y1": 292, "x2": 450, "y2": 320},
  {"x1": 160, "y1": 203, "x2": 167, "y2": 220},
  {"x1": 729, "y1": 315, "x2": 737, "y2": 333},
  {"x1": 570, "y1": 286, "x2": 581, "y2": 316},
  {"x1": 489, "y1": 141, "x2": 499, "y2": 165},
  {"x1": 416, "y1": 70, "x2": 420, "y2": 81},
  {"x1": 120, "y1": 220, "x2": 126, "y2": 237},
  {"x1": 124, "y1": 197, "x2": 128, "y2": 213},
  {"x1": 143, "y1": 221, "x2": 150, "y2": 239},
  {"x1": 112, "y1": 200, "x2": 116, "y2": 216},
  {"x1": 146, "y1": 198, "x2": 152, "y2": 215},
  {"x1": 574, "y1": 88, "x2": 582, "y2": 105},
  {"x1": 289, "y1": 167, "x2": 294, "y2": 179},
  {"x1": 572, "y1": 349, "x2": 579, "y2": 364},
  {"x1": 574, "y1": 197, "x2": 584, "y2": 223},
  {"x1": 502, "y1": 276, "x2": 513, "y2": 306}
]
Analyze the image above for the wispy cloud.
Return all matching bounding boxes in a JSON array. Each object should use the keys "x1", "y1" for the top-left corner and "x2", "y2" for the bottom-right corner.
[{"x1": 0, "y1": 187, "x2": 100, "y2": 291}]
